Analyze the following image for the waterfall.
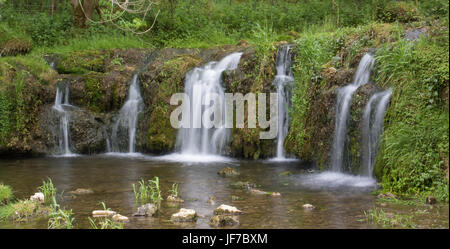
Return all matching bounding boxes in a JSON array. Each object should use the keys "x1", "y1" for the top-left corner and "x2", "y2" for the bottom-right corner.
[
  {"x1": 111, "y1": 74, "x2": 143, "y2": 154},
  {"x1": 361, "y1": 88, "x2": 392, "y2": 177},
  {"x1": 273, "y1": 44, "x2": 294, "y2": 159},
  {"x1": 53, "y1": 83, "x2": 75, "y2": 156},
  {"x1": 175, "y1": 52, "x2": 243, "y2": 157},
  {"x1": 331, "y1": 53, "x2": 375, "y2": 172}
]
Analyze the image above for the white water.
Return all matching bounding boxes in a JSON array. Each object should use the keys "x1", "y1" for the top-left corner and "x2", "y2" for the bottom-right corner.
[
  {"x1": 53, "y1": 84, "x2": 76, "y2": 156},
  {"x1": 273, "y1": 44, "x2": 294, "y2": 160},
  {"x1": 111, "y1": 74, "x2": 143, "y2": 153},
  {"x1": 172, "y1": 52, "x2": 242, "y2": 162},
  {"x1": 331, "y1": 54, "x2": 375, "y2": 172},
  {"x1": 361, "y1": 88, "x2": 392, "y2": 177},
  {"x1": 298, "y1": 171, "x2": 376, "y2": 189}
]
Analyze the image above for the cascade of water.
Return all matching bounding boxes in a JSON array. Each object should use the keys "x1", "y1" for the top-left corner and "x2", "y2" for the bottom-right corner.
[
  {"x1": 331, "y1": 53, "x2": 375, "y2": 172},
  {"x1": 53, "y1": 83, "x2": 74, "y2": 156},
  {"x1": 175, "y1": 52, "x2": 243, "y2": 156},
  {"x1": 273, "y1": 44, "x2": 294, "y2": 159},
  {"x1": 111, "y1": 74, "x2": 143, "y2": 154},
  {"x1": 361, "y1": 88, "x2": 392, "y2": 177}
]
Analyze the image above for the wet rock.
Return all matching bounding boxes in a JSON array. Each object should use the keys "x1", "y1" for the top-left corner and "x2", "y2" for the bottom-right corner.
[
  {"x1": 68, "y1": 188, "x2": 94, "y2": 195},
  {"x1": 269, "y1": 192, "x2": 281, "y2": 197},
  {"x1": 210, "y1": 215, "x2": 239, "y2": 227},
  {"x1": 279, "y1": 171, "x2": 292, "y2": 177},
  {"x1": 426, "y1": 196, "x2": 437, "y2": 205},
  {"x1": 214, "y1": 204, "x2": 243, "y2": 215},
  {"x1": 377, "y1": 192, "x2": 396, "y2": 199},
  {"x1": 30, "y1": 192, "x2": 44, "y2": 203},
  {"x1": 218, "y1": 167, "x2": 240, "y2": 177},
  {"x1": 404, "y1": 27, "x2": 428, "y2": 41},
  {"x1": 207, "y1": 196, "x2": 216, "y2": 205},
  {"x1": 112, "y1": 214, "x2": 129, "y2": 222},
  {"x1": 133, "y1": 203, "x2": 157, "y2": 217},
  {"x1": 171, "y1": 208, "x2": 197, "y2": 222},
  {"x1": 231, "y1": 195, "x2": 242, "y2": 201},
  {"x1": 302, "y1": 204, "x2": 315, "y2": 210},
  {"x1": 167, "y1": 195, "x2": 184, "y2": 203},
  {"x1": 92, "y1": 210, "x2": 117, "y2": 217}
]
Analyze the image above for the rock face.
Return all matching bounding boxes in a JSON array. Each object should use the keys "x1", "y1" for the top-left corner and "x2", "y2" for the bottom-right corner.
[
  {"x1": 30, "y1": 192, "x2": 44, "y2": 203},
  {"x1": 171, "y1": 208, "x2": 197, "y2": 222},
  {"x1": 210, "y1": 215, "x2": 239, "y2": 227},
  {"x1": 214, "y1": 204, "x2": 243, "y2": 215},
  {"x1": 218, "y1": 167, "x2": 240, "y2": 177},
  {"x1": 133, "y1": 203, "x2": 157, "y2": 217}
]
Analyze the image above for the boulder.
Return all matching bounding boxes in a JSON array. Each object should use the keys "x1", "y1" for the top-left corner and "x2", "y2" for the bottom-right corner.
[
  {"x1": 210, "y1": 215, "x2": 239, "y2": 227},
  {"x1": 171, "y1": 208, "x2": 197, "y2": 222},
  {"x1": 92, "y1": 210, "x2": 116, "y2": 217},
  {"x1": 30, "y1": 192, "x2": 45, "y2": 203},
  {"x1": 218, "y1": 167, "x2": 240, "y2": 177},
  {"x1": 133, "y1": 203, "x2": 157, "y2": 217},
  {"x1": 214, "y1": 204, "x2": 243, "y2": 215}
]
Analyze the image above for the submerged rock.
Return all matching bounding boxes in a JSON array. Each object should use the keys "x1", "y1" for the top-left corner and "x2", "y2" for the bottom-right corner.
[
  {"x1": 279, "y1": 171, "x2": 293, "y2": 177},
  {"x1": 218, "y1": 167, "x2": 240, "y2": 177},
  {"x1": 171, "y1": 208, "x2": 197, "y2": 222},
  {"x1": 214, "y1": 204, "x2": 243, "y2": 215},
  {"x1": 133, "y1": 203, "x2": 157, "y2": 217},
  {"x1": 249, "y1": 189, "x2": 266, "y2": 195},
  {"x1": 30, "y1": 192, "x2": 45, "y2": 203},
  {"x1": 302, "y1": 204, "x2": 315, "y2": 210},
  {"x1": 68, "y1": 188, "x2": 94, "y2": 195},
  {"x1": 229, "y1": 181, "x2": 256, "y2": 189},
  {"x1": 167, "y1": 195, "x2": 184, "y2": 203},
  {"x1": 92, "y1": 210, "x2": 117, "y2": 217},
  {"x1": 112, "y1": 214, "x2": 129, "y2": 222},
  {"x1": 210, "y1": 215, "x2": 239, "y2": 227}
]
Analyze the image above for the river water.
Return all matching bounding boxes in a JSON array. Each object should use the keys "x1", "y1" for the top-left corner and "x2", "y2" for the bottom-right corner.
[{"x1": 0, "y1": 156, "x2": 447, "y2": 228}]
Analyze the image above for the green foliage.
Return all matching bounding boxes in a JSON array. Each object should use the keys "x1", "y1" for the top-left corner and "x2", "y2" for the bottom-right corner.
[
  {"x1": 38, "y1": 178, "x2": 57, "y2": 205},
  {"x1": 132, "y1": 177, "x2": 162, "y2": 204},
  {"x1": 0, "y1": 184, "x2": 13, "y2": 205},
  {"x1": 48, "y1": 197, "x2": 74, "y2": 229},
  {"x1": 0, "y1": 199, "x2": 50, "y2": 222},
  {"x1": 374, "y1": 25, "x2": 449, "y2": 201}
]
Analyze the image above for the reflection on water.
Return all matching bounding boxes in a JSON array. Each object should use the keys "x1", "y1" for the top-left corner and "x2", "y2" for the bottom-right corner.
[{"x1": 0, "y1": 156, "x2": 447, "y2": 229}]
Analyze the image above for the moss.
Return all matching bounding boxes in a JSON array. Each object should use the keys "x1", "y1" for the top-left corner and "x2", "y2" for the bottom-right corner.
[
  {"x1": 56, "y1": 50, "x2": 107, "y2": 74},
  {"x1": 83, "y1": 72, "x2": 106, "y2": 112}
]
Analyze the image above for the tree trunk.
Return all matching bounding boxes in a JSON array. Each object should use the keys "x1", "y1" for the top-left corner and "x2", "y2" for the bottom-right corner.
[{"x1": 70, "y1": 0, "x2": 96, "y2": 28}]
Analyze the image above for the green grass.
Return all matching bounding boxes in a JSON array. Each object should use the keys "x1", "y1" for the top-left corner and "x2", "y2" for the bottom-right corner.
[
  {"x1": 48, "y1": 196, "x2": 75, "y2": 229},
  {"x1": 0, "y1": 184, "x2": 13, "y2": 205},
  {"x1": 132, "y1": 177, "x2": 162, "y2": 205},
  {"x1": 168, "y1": 183, "x2": 179, "y2": 197},
  {"x1": 0, "y1": 199, "x2": 50, "y2": 222},
  {"x1": 363, "y1": 207, "x2": 417, "y2": 228},
  {"x1": 88, "y1": 202, "x2": 123, "y2": 229},
  {"x1": 38, "y1": 178, "x2": 57, "y2": 205}
]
